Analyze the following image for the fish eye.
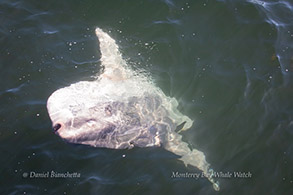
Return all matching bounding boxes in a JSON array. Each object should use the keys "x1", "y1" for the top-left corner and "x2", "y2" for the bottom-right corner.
[
  {"x1": 53, "y1": 123, "x2": 62, "y2": 132},
  {"x1": 105, "y1": 105, "x2": 112, "y2": 116}
]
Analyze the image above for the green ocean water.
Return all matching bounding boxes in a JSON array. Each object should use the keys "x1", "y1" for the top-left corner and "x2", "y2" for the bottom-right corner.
[{"x1": 0, "y1": 0, "x2": 293, "y2": 194}]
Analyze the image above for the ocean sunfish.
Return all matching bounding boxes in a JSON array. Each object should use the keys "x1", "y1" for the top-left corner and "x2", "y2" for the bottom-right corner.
[{"x1": 47, "y1": 28, "x2": 220, "y2": 191}]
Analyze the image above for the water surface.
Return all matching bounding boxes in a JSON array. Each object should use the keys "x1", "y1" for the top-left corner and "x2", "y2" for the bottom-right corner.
[{"x1": 0, "y1": 0, "x2": 293, "y2": 194}]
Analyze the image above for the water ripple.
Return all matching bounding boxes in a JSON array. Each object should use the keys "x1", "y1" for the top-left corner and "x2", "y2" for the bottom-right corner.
[
  {"x1": 43, "y1": 30, "x2": 59, "y2": 35},
  {"x1": 0, "y1": 83, "x2": 26, "y2": 96},
  {"x1": 248, "y1": 0, "x2": 293, "y2": 84},
  {"x1": 152, "y1": 17, "x2": 181, "y2": 25}
]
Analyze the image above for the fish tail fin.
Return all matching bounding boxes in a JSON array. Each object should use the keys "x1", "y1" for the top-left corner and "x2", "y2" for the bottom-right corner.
[{"x1": 165, "y1": 132, "x2": 220, "y2": 191}]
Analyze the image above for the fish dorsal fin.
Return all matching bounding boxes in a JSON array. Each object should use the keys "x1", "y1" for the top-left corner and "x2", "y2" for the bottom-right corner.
[{"x1": 95, "y1": 28, "x2": 128, "y2": 81}]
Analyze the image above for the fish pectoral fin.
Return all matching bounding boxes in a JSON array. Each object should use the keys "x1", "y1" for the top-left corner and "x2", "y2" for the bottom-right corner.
[
  {"x1": 181, "y1": 116, "x2": 193, "y2": 130},
  {"x1": 175, "y1": 121, "x2": 186, "y2": 133},
  {"x1": 175, "y1": 116, "x2": 193, "y2": 133}
]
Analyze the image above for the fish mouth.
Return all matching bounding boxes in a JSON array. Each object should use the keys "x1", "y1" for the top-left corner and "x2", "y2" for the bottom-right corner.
[{"x1": 52, "y1": 122, "x2": 63, "y2": 133}]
